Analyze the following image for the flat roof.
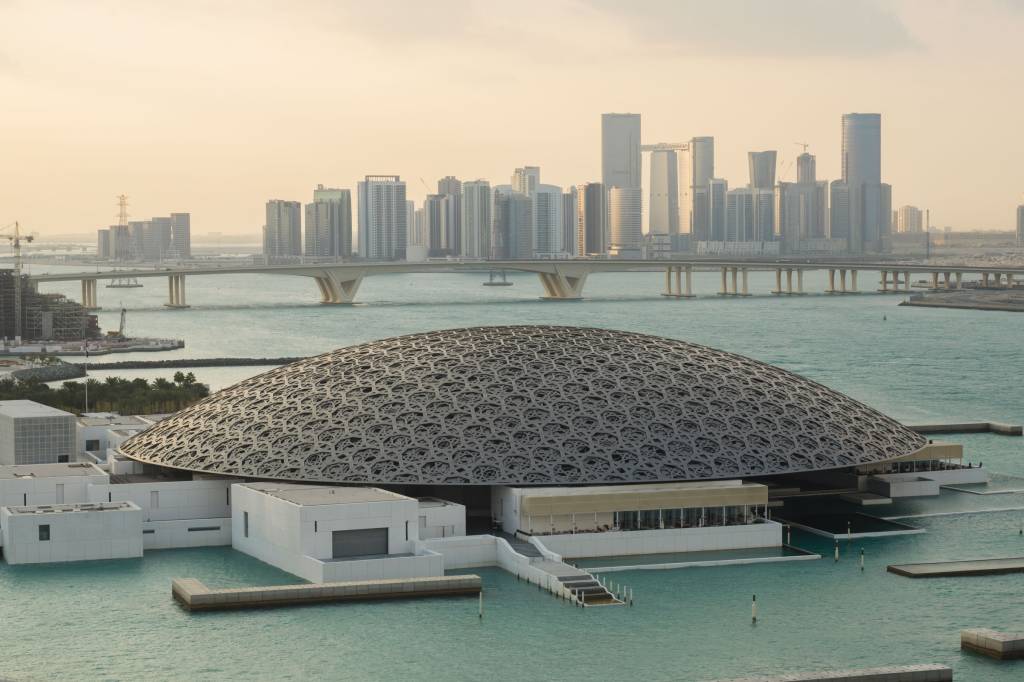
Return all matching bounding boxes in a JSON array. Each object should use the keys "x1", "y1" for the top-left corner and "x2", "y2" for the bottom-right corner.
[
  {"x1": 240, "y1": 482, "x2": 413, "y2": 506},
  {"x1": 418, "y1": 497, "x2": 461, "y2": 508},
  {"x1": 0, "y1": 400, "x2": 74, "y2": 419},
  {"x1": 78, "y1": 414, "x2": 152, "y2": 427},
  {"x1": 5, "y1": 501, "x2": 136, "y2": 515},
  {"x1": 0, "y1": 463, "x2": 106, "y2": 480}
]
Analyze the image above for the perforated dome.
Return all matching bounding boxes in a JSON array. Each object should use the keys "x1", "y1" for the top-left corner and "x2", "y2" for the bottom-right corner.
[{"x1": 119, "y1": 326, "x2": 925, "y2": 485}]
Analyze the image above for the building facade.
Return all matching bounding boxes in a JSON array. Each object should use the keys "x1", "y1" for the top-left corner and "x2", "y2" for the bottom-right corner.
[
  {"x1": 840, "y1": 113, "x2": 890, "y2": 253},
  {"x1": 491, "y1": 187, "x2": 532, "y2": 260},
  {"x1": 607, "y1": 186, "x2": 642, "y2": 257},
  {"x1": 0, "y1": 401, "x2": 76, "y2": 465},
  {"x1": 748, "y1": 151, "x2": 777, "y2": 190},
  {"x1": 461, "y1": 180, "x2": 491, "y2": 259},
  {"x1": 264, "y1": 200, "x2": 302, "y2": 259},
  {"x1": 575, "y1": 183, "x2": 606, "y2": 256},
  {"x1": 649, "y1": 149, "x2": 680, "y2": 236},
  {"x1": 601, "y1": 113, "x2": 641, "y2": 191},
  {"x1": 304, "y1": 186, "x2": 352, "y2": 259},
  {"x1": 357, "y1": 176, "x2": 407, "y2": 261},
  {"x1": 895, "y1": 205, "x2": 924, "y2": 234},
  {"x1": 533, "y1": 184, "x2": 564, "y2": 257}
]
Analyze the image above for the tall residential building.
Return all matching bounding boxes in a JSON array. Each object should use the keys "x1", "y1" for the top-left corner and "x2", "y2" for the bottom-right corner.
[
  {"x1": 109, "y1": 224, "x2": 134, "y2": 260},
  {"x1": 511, "y1": 167, "x2": 540, "y2": 196},
  {"x1": 829, "y1": 181, "x2": 851, "y2": 241},
  {"x1": 533, "y1": 184, "x2": 563, "y2": 256},
  {"x1": 561, "y1": 190, "x2": 577, "y2": 257},
  {"x1": 169, "y1": 213, "x2": 191, "y2": 259},
  {"x1": 144, "y1": 219, "x2": 172, "y2": 260},
  {"x1": 684, "y1": 136, "x2": 715, "y2": 238},
  {"x1": 461, "y1": 181, "x2": 491, "y2": 259},
  {"x1": 601, "y1": 113, "x2": 641, "y2": 191},
  {"x1": 357, "y1": 176, "x2": 407, "y2": 261},
  {"x1": 608, "y1": 187, "x2": 642, "y2": 256},
  {"x1": 304, "y1": 186, "x2": 352, "y2": 259},
  {"x1": 649, "y1": 149, "x2": 680, "y2": 236},
  {"x1": 754, "y1": 188, "x2": 775, "y2": 241},
  {"x1": 895, "y1": 205, "x2": 924, "y2": 234},
  {"x1": 96, "y1": 229, "x2": 111, "y2": 259},
  {"x1": 406, "y1": 200, "x2": 419, "y2": 245},
  {"x1": 840, "y1": 113, "x2": 889, "y2": 253},
  {"x1": 776, "y1": 152, "x2": 828, "y2": 246},
  {"x1": 263, "y1": 200, "x2": 302, "y2": 259},
  {"x1": 491, "y1": 187, "x2": 532, "y2": 259},
  {"x1": 575, "y1": 183, "x2": 606, "y2": 256},
  {"x1": 1017, "y1": 204, "x2": 1024, "y2": 246},
  {"x1": 437, "y1": 176, "x2": 462, "y2": 255},
  {"x1": 707, "y1": 179, "x2": 728, "y2": 241},
  {"x1": 423, "y1": 194, "x2": 448, "y2": 256},
  {"x1": 796, "y1": 152, "x2": 816, "y2": 184},
  {"x1": 748, "y1": 151, "x2": 777, "y2": 190},
  {"x1": 726, "y1": 188, "x2": 754, "y2": 242}
]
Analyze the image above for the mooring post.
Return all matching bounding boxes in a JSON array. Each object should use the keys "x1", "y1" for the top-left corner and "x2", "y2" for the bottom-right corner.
[
  {"x1": 860, "y1": 548, "x2": 865, "y2": 572},
  {"x1": 847, "y1": 521, "x2": 852, "y2": 542},
  {"x1": 834, "y1": 541, "x2": 839, "y2": 562},
  {"x1": 786, "y1": 525, "x2": 791, "y2": 545},
  {"x1": 752, "y1": 594, "x2": 757, "y2": 624},
  {"x1": 479, "y1": 590, "x2": 483, "y2": 619}
]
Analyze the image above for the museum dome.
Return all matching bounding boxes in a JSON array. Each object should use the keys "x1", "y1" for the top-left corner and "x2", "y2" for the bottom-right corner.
[{"x1": 118, "y1": 326, "x2": 925, "y2": 485}]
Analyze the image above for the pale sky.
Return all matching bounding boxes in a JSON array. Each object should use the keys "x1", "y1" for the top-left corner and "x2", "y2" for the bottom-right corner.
[{"x1": 2, "y1": 0, "x2": 1023, "y2": 237}]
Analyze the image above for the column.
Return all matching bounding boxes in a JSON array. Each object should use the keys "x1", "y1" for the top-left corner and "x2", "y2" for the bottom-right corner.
[
  {"x1": 880, "y1": 270, "x2": 888, "y2": 292},
  {"x1": 786, "y1": 269, "x2": 793, "y2": 294},
  {"x1": 178, "y1": 275, "x2": 186, "y2": 307},
  {"x1": 943, "y1": 272, "x2": 952, "y2": 289},
  {"x1": 827, "y1": 269, "x2": 836, "y2": 293},
  {"x1": 930, "y1": 272, "x2": 939, "y2": 289},
  {"x1": 168, "y1": 276, "x2": 175, "y2": 306},
  {"x1": 982, "y1": 272, "x2": 990, "y2": 287},
  {"x1": 81, "y1": 280, "x2": 88, "y2": 306},
  {"x1": 839, "y1": 269, "x2": 847, "y2": 293},
  {"x1": 796, "y1": 269, "x2": 804, "y2": 294},
  {"x1": 675, "y1": 267, "x2": 682, "y2": 297},
  {"x1": 731, "y1": 267, "x2": 738, "y2": 296},
  {"x1": 995, "y1": 272, "x2": 1003, "y2": 286},
  {"x1": 664, "y1": 267, "x2": 671, "y2": 295},
  {"x1": 720, "y1": 267, "x2": 728, "y2": 295},
  {"x1": 684, "y1": 267, "x2": 693, "y2": 297},
  {"x1": 774, "y1": 268, "x2": 782, "y2": 295},
  {"x1": 955, "y1": 272, "x2": 963, "y2": 289},
  {"x1": 740, "y1": 268, "x2": 749, "y2": 296},
  {"x1": 904, "y1": 271, "x2": 911, "y2": 292},
  {"x1": 850, "y1": 270, "x2": 858, "y2": 292}
]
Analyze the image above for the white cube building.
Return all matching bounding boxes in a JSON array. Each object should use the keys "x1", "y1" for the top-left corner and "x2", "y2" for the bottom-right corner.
[
  {"x1": 0, "y1": 400, "x2": 76, "y2": 465},
  {"x1": 1, "y1": 501, "x2": 142, "y2": 564}
]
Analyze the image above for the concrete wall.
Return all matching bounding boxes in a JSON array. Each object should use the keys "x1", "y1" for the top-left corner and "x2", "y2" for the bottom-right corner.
[
  {"x1": 296, "y1": 496, "x2": 419, "y2": 560},
  {"x1": 0, "y1": 465, "x2": 108, "y2": 510},
  {"x1": 143, "y1": 517, "x2": 231, "y2": 550},
  {"x1": 417, "y1": 500, "x2": 466, "y2": 539},
  {"x1": 417, "y1": 535, "x2": 500, "y2": 569},
  {"x1": 867, "y1": 476, "x2": 940, "y2": 498},
  {"x1": 532, "y1": 521, "x2": 782, "y2": 559},
  {"x1": 88, "y1": 478, "x2": 233, "y2": 522},
  {"x1": 1, "y1": 503, "x2": 143, "y2": 564}
]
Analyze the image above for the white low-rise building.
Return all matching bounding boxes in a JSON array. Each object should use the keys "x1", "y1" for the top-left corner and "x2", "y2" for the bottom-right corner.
[
  {"x1": 231, "y1": 482, "x2": 446, "y2": 583},
  {"x1": 417, "y1": 497, "x2": 466, "y2": 539},
  {"x1": 0, "y1": 462, "x2": 108, "y2": 509},
  {"x1": 1, "y1": 501, "x2": 142, "y2": 564},
  {"x1": 0, "y1": 400, "x2": 76, "y2": 465}
]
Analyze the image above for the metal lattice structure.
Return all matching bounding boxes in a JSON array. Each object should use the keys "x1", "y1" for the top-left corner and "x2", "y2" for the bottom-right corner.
[{"x1": 119, "y1": 326, "x2": 925, "y2": 485}]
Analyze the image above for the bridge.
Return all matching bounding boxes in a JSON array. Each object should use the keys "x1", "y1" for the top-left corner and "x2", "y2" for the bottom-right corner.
[{"x1": 27, "y1": 259, "x2": 1024, "y2": 309}]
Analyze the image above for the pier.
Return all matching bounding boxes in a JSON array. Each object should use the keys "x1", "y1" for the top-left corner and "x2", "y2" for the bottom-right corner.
[
  {"x1": 171, "y1": 575, "x2": 481, "y2": 611},
  {"x1": 906, "y1": 421, "x2": 1022, "y2": 436},
  {"x1": 961, "y1": 628, "x2": 1024, "y2": 660},
  {"x1": 711, "y1": 664, "x2": 952, "y2": 682},
  {"x1": 887, "y1": 557, "x2": 1024, "y2": 578}
]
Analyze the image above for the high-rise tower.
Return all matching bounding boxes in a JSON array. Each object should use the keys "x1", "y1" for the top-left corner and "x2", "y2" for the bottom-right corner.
[
  {"x1": 748, "y1": 151, "x2": 777, "y2": 190},
  {"x1": 840, "y1": 113, "x2": 888, "y2": 253},
  {"x1": 601, "y1": 114, "x2": 641, "y2": 191}
]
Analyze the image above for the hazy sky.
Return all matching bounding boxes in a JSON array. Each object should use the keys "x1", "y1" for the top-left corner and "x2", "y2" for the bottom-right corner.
[{"x1": 2, "y1": 0, "x2": 1023, "y2": 238}]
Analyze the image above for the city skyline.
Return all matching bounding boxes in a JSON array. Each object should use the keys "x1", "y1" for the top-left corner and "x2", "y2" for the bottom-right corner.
[{"x1": 2, "y1": 1, "x2": 1024, "y2": 236}]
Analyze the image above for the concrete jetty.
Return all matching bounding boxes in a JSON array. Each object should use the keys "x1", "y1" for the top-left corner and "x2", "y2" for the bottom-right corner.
[
  {"x1": 711, "y1": 663, "x2": 952, "y2": 682},
  {"x1": 887, "y1": 557, "x2": 1024, "y2": 578},
  {"x1": 172, "y1": 575, "x2": 481, "y2": 612},
  {"x1": 906, "y1": 421, "x2": 1022, "y2": 436},
  {"x1": 961, "y1": 628, "x2": 1024, "y2": 660}
]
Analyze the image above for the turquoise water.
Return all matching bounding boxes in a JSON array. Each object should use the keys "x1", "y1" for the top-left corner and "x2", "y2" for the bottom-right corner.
[
  {"x1": 5, "y1": 265, "x2": 1021, "y2": 680},
  {"x1": 574, "y1": 545, "x2": 809, "y2": 568}
]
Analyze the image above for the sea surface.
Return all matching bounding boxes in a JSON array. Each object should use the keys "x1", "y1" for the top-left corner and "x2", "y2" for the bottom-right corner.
[{"x1": 0, "y1": 264, "x2": 1020, "y2": 680}]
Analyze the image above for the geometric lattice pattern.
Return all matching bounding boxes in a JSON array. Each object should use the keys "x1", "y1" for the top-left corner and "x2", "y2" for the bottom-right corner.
[{"x1": 119, "y1": 326, "x2": 926, "y2": 486}]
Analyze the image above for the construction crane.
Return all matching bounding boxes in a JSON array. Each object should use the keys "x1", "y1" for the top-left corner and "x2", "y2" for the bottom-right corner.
[
  {"x1": 794, "y1": 142, "x2": 810, "y2": 153},
  {"x1": 0, "y1": 221, "x2": 35, "y2": 342}
]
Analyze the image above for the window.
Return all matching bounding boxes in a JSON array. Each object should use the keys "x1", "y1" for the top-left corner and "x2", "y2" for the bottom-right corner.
[
  {"x1": 187, "y1": 526, "x2": 220, "y2": 532},
  {"x1": 243, "y1": 511, "x2": 249, "y2": 537},
  {"x1": 85, "y1": 439, "x2": 100, "y2": 451},
  {"x1": 39, "y1": 525, "x2": 50, "y2": 541},
  {"x1": 57, "y1": 455, "x2": 69, "y2": 463}
]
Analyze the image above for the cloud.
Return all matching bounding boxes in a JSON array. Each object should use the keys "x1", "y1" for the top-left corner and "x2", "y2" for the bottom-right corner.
[{"x1": 581, "y1": 0, "x2": 920, "y2": 58}]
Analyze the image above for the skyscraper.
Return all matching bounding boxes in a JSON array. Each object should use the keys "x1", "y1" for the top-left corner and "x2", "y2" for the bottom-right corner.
[
  {"x1": 533, "y1": 184, "x2": 563, "y2": 256},
  {"x1": 840, "y1": 113, "x2": 889, "y2": 253},
  {"x1": 601, "y1": 114, "x2": 641, "y2": 191},
  {"x1": 607, "y1": 186, "x2": 642, "y2": 256},
  {"x1": 144, "y1": 218, "x2": 172, "y2": 260},
  {"x1": 511, "y1": 167, "x2": 540, "y2": 196},
  {"x1": 264, "y1": 200, "x2": 302, "y2": 259},
  {"x1": 461, "y1": 180, "x2": 491, "y2": 259},
  {"x1": 726, "y1": 188, "x2": 754, "y2": 242},
  {"x1": 437, "y1": 176, "x2": 462, "y2": 255},
  {"x1": 708, "y1": 179, "x2": 728, "y2": 241},
  {"x1": 829, "y1": 181, "x2": 850, "y2": 241},
  {"x1": 304, "y1": 186, "x2": 352, "y2": 259},
  {"x1": 684, "y1": 136, "x2": 714, "y2": 239},
  {"x1": 748, "y1": 151, "x2": 777, "y2": 190},
  {"x1": 562, "y1": 190, "x2": 577, "y2": 257},
  {"x1": 491, "y1": 187, "x2": 532, "y2": 260},
  {"x1": 649, "y1": 149, "x2": 680, "y2": 236},
  {"x1": 895, "y1": 205, "x2": 923, "y2": 234},
  {"x1": 357, "y1": 176, "x2": 407, "y2": 261},
  {"x1": 169, "y1": 213, "x2": 191, "y2": 259},
  {"x1": 1017, "y1": 204, "x2": 1024, "y2": 246},
  {"x1": 423, "y1": 194, "x2": 449, "y2": 256},
  {"x1": 575, "y1": 183, "x2": 606, "y2": 256},
  {"x1": 776, "y1": 153, "x2": 828, "y2": 248},
  {"x1": 796, "y1": 152, "x2": 816, "y2": 184}
]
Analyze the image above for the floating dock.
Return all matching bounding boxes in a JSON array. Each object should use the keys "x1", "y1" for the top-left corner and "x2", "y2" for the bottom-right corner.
[
  {"x1": 906, "y1": 421, "x2": 1022, "y2": 436},
  {"x1": 172, "y1": 575, "x2": 481, "y2": 611},
  {"x1": 887, "y1": 557, "x2": 1024, "y2": 578},
  {"x1": 961, "y1": 628, "x2": 1024, "y2": 660},
  {"x1": 712, "y1": 663, "x2": 952, "y2": 681}
]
